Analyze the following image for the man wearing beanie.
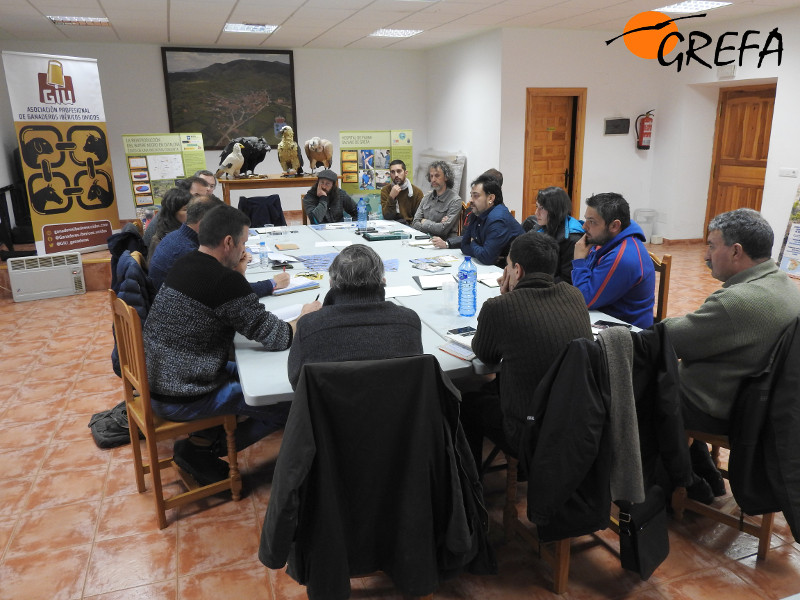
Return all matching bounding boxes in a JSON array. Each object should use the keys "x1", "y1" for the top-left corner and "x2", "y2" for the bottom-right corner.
[{"x1": 303, "y1": 169, "x2": 358, "y2": 224}]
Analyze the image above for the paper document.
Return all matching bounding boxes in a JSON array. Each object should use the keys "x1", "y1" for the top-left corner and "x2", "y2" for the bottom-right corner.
[
  {"x1": 315, "y1": 241, "x2": 353, "y2": 247},
  {"x1": 384, "y1": 285, "x2": 422, "y2": 298},
  {"x1": 270, "y1": 304, "x2": 303, "y2": 322},
  {"x1": 413, "y1": 274, "x2": 456, "y2": 290},
  {"x1": 477, "y1": 273, "x2": 500, "y2": 287},
  {"x1": 272, "y1": 277, "x2": 320, "y2": 296},
  {"x1": 439, "y1": 342, "x2": 475, "y2": 361}
]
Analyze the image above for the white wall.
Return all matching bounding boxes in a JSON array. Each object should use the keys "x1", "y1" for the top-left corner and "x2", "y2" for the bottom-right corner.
[
  {"x1": 3, "y1": 7, "x2": 800, "y2": 250},
  {"x1": 425, "y1": 30, "x2": 503, "y2": 199},
  {"x1": 498, "y1": 27, "x2": 662, "y2": 224},
  {"x1": 0, "y1": 43, "x2": 428, "y2": 220}
]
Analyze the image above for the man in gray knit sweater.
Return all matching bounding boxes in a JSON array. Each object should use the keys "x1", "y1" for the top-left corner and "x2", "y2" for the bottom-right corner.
[
  {"x1": 664, "y1": 208, "x2": 800, "y2": 433},
  {"x1": 144, "y1": 205, "x2": 320, "y2": 484},
  {"x1": 664, "y1": 208, "x2": 800, "y2": 495}
]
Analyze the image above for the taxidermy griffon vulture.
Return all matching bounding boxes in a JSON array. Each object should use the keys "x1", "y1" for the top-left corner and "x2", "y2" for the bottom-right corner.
[
  {"x1": 304, "y1": 137, "x2": 333, "y2": 172},
  {"x1": 215, "y1": 143, "x2": 244, "y2": 179}
]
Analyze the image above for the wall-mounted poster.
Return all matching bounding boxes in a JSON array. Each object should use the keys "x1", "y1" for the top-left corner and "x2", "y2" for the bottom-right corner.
[
  {"x1": 2, "y1": 51, "x2": 119, "y2": 255},
  {"x1": 339, "y1": 130, "x2": 413, "y2": 217},
  {"x1": 122, "y1": 133, "x2": 207, "y2": 221},
  {"x1": 161, "y1": 48, "x2": 297, "y2": 150},
  {"x1": 777, "y1": 185, "x2": 800, "y2": 280}
]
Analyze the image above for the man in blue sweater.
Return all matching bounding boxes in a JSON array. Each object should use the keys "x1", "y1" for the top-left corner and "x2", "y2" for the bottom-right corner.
[
  {"x1": 571, "y1": 193, "x2": 655, "y2": 328},
  {"x1": 149, "y1": 194, "x2": 289, "y2": 295},
  {"x1": 459, "y1": 173, "x2": 524, "y2": 267}
]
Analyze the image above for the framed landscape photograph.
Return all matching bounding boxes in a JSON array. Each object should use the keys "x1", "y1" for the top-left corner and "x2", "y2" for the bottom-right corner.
[{"x1": 161, "y1": 47, "x2": 297, "y2": 150}]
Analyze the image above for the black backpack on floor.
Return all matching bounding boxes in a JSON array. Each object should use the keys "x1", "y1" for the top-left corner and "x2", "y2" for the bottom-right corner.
[{"x1": 88, "y1": 401, "x2": 142, "y2": 448}]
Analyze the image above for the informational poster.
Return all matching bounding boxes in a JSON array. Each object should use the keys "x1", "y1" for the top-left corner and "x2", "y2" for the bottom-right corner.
[
  {"x1": 777, "y1": 185, "x2": 800, "y2": 280},
  {"x1": 121, "y1": 133, "x2": 206, "y2": 219},
  {"x1": 2, "y1": 51, "x2": 120, "y2": 255},
  {"x1": 339, "y1": 130, "x2": 413, "y2": 216}
]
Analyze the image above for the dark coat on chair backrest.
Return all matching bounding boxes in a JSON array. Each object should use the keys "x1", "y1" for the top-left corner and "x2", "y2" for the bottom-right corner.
[
  {"x1": 107, "y1": 223, "x2": 147, "y2": 289},
  {"x1": 110, "y1": 250, "x2": 154, "y2": 376},
  {"x1": 630, "y1": 323, "x2": 694, "y2": 490},
  {"x1": 259, "y1": 355, "x2": 495, "y2": 600},
  {"x1": 728, "y1": 316, "x2": 800, "y2": 542},
  {"x1": 238, "y1": 194, "x2": 286, "y2": 227},
  {"x1": 521, "y1": 323, "x2": 692, "y2": 542}
]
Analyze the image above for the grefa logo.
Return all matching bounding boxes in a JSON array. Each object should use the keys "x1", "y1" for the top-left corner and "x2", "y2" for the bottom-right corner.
[
  {"x1": 38, "y1": 59, "x2": 76, "y2": 104},
  {"x1": 606, "y1": 11, "x2": 783, "y2": 72}
]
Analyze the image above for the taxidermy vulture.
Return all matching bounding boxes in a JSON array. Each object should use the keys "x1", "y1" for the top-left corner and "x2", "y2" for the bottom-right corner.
[
  {"x1": 277, "y1": 126, "x2": 303, "y2": 175},
  {"x1": 304, "y1": 137, "x2": 333, "y2": 172},
  {"x1": 218, "y1": 136, "x2": 270, "y2": 176},
  {"x1": 215, "y1": 143, "x2": 244, "y2": 179}
]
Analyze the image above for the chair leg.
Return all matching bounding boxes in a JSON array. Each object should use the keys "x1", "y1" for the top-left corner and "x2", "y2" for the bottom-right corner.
[
  {"x1": 223, "y1": 416, "x2": 242, "y2": 501},
  {"x1": 550, "y1": 539, "x2": 570, "y2": 595},
  {"x1": 503, "y1": 456, "x2": 520, "y2": 540},
  {"x1": 671, "y1": 486, "x2": 687, "y2": 520},
  {"x1": 145, "y1": 435, "x2": 168, "y2": 529},
  {"x1": 757, "y1": 512, "x2": 774, "y2": 560},
  {"x1": 128, "y1": 417, "x2": 146, "y2": 493}
]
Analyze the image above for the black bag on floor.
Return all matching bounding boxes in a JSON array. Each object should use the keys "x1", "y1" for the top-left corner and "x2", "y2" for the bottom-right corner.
[
  {"x1": 617, "y1": 484, "x2": 669, "y2": 580},
  {"x1": 88, "y1": 401, "x2": 141, "y2": 448}
]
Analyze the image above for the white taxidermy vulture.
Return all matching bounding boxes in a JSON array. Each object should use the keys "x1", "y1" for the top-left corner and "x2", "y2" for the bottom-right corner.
[
  {"x1": 277, "y1": 126, "x2": 303, "y2": 175},
  {"x1": 304, "y1": 137, "x2": 333, "y2": 172},
  {"x1": 215, "y1": 143, "x2": 244, "y2": 179}
]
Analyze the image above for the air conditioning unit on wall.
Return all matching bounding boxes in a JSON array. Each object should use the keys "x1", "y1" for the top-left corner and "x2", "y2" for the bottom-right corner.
[{"x1": 7, "y1": 252, "x2": 86, "y2": 302}]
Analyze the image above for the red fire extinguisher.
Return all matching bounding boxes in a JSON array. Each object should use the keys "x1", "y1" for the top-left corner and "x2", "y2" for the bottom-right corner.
[{"x1": 635, "y1": 110, "x2": 654, "y2": 150}]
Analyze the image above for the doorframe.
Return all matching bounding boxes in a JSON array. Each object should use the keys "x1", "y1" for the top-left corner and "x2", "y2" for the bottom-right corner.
[
  {"x1": 524, "y1": 87, "x2": 587, "y2": 218},
  {"x1": 703, "y1": 83, "x2": 776, "y2": 238}
]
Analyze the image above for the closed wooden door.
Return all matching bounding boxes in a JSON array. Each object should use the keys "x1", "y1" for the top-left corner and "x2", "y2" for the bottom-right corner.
[
  {"x1": 705, "y1": 85, "x2": 776, "y2": 235},
  {"x1": 523, "y1": 88, "x2": 585, "y2": 219}
]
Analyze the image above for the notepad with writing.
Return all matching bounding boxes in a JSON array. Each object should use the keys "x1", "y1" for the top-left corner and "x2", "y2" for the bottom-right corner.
[{"x1": 272, "y1": 277, "x2": 320, "y2": 296}]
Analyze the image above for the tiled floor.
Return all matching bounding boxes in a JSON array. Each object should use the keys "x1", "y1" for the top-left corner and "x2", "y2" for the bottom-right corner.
[{"x1": 1, "y1": 241, "x2": 799, "y2": 600}]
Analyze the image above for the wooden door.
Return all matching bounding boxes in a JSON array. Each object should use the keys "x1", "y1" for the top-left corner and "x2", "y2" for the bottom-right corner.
[
  {"x1": 704, "y1": 85, "x2": 776, "y2": 235},
  {"x1": 523, "y1": 88, "x2": 586, "y2": 220}
]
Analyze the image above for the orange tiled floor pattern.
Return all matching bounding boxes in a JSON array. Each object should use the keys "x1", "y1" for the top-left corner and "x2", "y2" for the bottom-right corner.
[{"x1": 1, "y1": 241, "x2": 800, "y2": 600}]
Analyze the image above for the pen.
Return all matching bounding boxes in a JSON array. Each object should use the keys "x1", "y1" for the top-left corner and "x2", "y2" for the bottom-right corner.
[
  {"x1": 283, "y1": 265, "x2": 286, "y2": 273},
  {"x1": 315, "y1": 294, "x2": 320, "y2": 302}
]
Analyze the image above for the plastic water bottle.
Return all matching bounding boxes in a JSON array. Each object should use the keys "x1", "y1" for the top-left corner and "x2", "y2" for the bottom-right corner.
[
  {"x1": 357, "y1": 197, "x2": 368, "y2": 231},
  {"x1": 457, "y1": 256, "x2": 477, "y2": 317},
  {"x1": 259, "y1": 241, "x2": 269, "y2": 267}
]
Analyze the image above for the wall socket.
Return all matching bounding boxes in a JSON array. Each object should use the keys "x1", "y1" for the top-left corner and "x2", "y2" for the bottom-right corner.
[{"x1": 779, "y1": 167, "x2": 798, "y2": 178}]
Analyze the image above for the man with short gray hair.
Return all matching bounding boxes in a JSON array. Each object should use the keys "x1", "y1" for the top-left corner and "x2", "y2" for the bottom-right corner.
[
  {"x1": 287, "y1": 244, "x2": 423, "y2": 389},
  {"x1": 665, "y1": 208, "x2": 800, "y2": 434}
]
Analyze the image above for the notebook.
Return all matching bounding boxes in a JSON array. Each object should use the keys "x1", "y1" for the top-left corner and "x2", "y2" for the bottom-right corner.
[{"x1": 272, "y1": 277, "x2": 320, "y2": 296}]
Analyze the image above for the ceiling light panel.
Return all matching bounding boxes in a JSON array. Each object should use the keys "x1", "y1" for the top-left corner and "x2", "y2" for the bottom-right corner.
[{"x1": 655, "y1": 1, "x2": 732, "y2": 13}]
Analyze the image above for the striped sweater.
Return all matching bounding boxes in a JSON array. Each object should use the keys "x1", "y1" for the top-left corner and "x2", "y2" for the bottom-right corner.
[{"x1": 143, "y1": 250, "x2": 292, "y2": 401}]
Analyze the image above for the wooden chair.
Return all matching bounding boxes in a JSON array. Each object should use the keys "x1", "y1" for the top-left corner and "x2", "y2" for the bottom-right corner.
[
  {"x1": 110, "y1": 290, "x2": 242, "y2": 529},
  {"x1": 502, "y1": 455, "x2": 571, "y2": 594},
  {"x1": 671, "y1": 432, "x2": 775, "y2": 560},
  {"x1": 649, "y1": 252, "x2": 672, "y2": 322},
  {"x1": 283, "y1": 210, "x2": 306, "y2": 226},
  {"x1": 299, "y1": 194, "x2": 309, "y2": 224}
]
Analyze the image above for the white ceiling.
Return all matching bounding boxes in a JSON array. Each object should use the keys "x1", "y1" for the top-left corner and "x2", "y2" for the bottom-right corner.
[{"x1": 0, "y1": 0, "x2": 798, "y2": 51}]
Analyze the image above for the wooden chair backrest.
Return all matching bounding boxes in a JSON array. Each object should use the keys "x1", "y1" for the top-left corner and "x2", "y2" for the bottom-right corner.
[
  {"x1": 109, "y1": 290, "x2": 153, "y2": 429},
  {"x1": 649, "y1": 252, "x2": 672, "y2": 322},
  {"x1": 300, "y1": 194, "x2": 308, "y2": 225}
]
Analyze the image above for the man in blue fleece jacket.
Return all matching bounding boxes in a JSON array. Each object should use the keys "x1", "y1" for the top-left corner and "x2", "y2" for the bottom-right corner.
[{"x1": 571, "y1": 193, "x2": 655, "y2": 328}]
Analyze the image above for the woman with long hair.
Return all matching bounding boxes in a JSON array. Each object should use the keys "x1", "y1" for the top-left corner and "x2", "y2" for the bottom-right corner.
[
  {"x1": 523, "y1": 187, "x2": 584, "y2": 283},
  {"x1": 147, "y1": 187, "x2": 192, "y2": 262}
]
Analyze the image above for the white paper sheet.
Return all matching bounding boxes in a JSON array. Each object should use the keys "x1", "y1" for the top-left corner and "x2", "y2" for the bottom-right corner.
[{"x1": 384, "y1": 285, "x2": 422, "y2": 298}]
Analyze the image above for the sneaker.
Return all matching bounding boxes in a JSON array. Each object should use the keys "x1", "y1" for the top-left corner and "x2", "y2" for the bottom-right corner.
[
  {"x1": 686, "y1": 473, "x2": 715, "y2": 505},
  {"x1": 173, "y1": 438, "x2": 230, "y2": 486}
]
